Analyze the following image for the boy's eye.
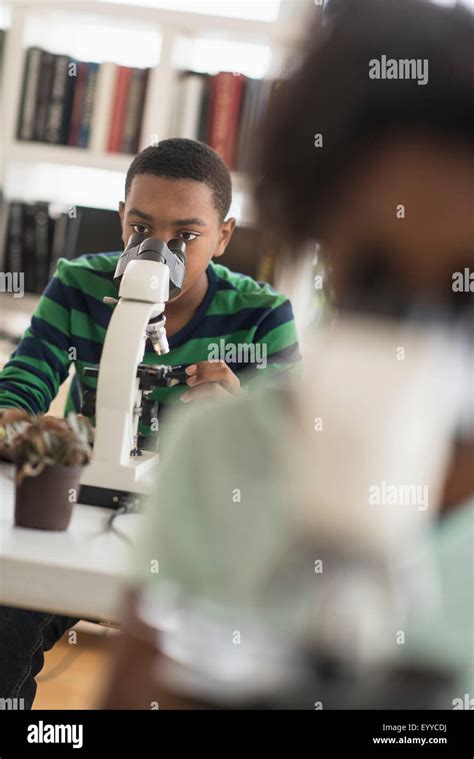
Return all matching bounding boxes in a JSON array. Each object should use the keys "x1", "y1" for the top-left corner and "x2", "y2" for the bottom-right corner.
[
  {"x1": 129, "y1": 223, "x2": 151, "y2": 235},
  {"x1": 178, "y1": 231, "x2": 199, "y2": 242}
]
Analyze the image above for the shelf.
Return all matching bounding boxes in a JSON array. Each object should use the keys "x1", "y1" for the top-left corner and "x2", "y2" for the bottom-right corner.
[
  {"x1": 6, "y1": 140, "x2": 254, "y2": 192},
  {"x1": 9, "y1": 142, "x2": 134, "y2": 172}
]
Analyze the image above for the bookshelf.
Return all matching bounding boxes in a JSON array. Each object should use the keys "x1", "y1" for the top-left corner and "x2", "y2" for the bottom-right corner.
[{"x1": 0, "y1": 0, "x2": 315, "y2": 322}]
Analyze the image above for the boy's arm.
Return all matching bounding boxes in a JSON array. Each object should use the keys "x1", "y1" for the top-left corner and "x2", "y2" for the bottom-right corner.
[
  {"x1": 0, "y1": 263, "x2": 72, "y2": 415},
  {"x1": 249, "y1": 296, "x2": 301, "y2": 373},
  {"x1": 180, "y1": 297, "x2": 301, "y2": 402}
]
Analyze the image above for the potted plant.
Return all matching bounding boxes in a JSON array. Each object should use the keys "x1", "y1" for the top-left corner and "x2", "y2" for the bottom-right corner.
[{"x1": 0, "y1": 414, "x2": 92, "y2": 531}]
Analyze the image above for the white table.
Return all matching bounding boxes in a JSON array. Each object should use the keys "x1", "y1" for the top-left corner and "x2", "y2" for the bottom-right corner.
[{"x1": 0, "y1": 465, "x2": 142, "y2": 623}]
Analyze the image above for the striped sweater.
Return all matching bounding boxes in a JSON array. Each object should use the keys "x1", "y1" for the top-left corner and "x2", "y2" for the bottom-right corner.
[{"x1": 0, "y1": 253, "x2": 300, "y2": 427}]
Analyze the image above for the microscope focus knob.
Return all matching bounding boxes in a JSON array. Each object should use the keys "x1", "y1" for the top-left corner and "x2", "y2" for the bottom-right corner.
[{"x1": 141, "y1": 399, "x2": 159, "y2": 428}]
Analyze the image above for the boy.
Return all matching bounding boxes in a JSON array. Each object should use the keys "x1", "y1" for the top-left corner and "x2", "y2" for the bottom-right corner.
[
  {"x1": 0, "y1": 138, "x2": 300, "y2": 708},
  {"x1": 0, "y1": 138, "x2": 300, "y2": 425}
]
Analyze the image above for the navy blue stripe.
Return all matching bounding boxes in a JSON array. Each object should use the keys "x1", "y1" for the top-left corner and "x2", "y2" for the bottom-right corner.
[
  {"x1": 66, "y1": 285, "x2": 114, "y2": 329},
  {"x1": 72, "y1": 335, "x2": 103, "y2": 364},
  {"x1": 6, "y1": 360, "x2": 57, "y2": 399},
  {"x1": 253, "y1": 300, "x2": 295, "y2": 343},
  {"x1": 43, "y1": 276, "x2": 70, "y2": 310},
  {"x1": 214, "y1": 278, "x2": 237, "y2": 291},
  {"x1": 29, "y1": 316, "x2": 71, "y2": 353},
  {"x1": 0, "y1": 382, "x2": 42, "y2": 414},
  {"x1": 12, "y1": 335, "x2": 69, "y2": 380}
]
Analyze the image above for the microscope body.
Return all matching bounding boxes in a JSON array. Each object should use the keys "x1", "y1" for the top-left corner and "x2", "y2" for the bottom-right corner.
[{"x1": 79, "y1": 236, "x2": 186, "y2": 508}]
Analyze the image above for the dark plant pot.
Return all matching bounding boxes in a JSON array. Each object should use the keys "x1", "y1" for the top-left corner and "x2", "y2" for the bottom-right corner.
[{"x1": 15, "y1": 464, "x2": 84, "y2": 531}]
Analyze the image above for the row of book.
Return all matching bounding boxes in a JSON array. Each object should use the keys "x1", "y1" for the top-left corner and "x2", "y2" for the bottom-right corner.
[
  {"x1": 173, "y1": 71, "x2": 277, "y2": 171},
  {"x1": 16, "y1": 47, "x2": 149, "y2": 153},
  {"x1": 3, "y1": 202, "x2": 123, "y2": 295},
  {"x1": 15, "y1": 46, "x2": 276, "y2": 168}
]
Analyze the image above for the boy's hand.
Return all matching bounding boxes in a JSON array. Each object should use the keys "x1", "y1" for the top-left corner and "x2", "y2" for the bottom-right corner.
[{"x1": 181, "y1": 361, "x2": 241, "y2": 403}]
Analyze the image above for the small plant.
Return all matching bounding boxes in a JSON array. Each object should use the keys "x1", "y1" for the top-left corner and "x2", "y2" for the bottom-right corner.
[{"x1": 0, "y1": 414, "x2": 92, "y2": 485}]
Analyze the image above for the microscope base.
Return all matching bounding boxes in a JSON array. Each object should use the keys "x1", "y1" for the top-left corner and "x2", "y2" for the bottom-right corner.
[
  {"x1": 79, "y1": 452, "x2": 158, "y2": 509},
  {"x1": 78, "y1": 484, "x2": 147, "y2": 510}
]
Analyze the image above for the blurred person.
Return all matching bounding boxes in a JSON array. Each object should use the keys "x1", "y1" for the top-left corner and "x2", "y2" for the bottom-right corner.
[{"x1": 101, "y1": 0, "x2": 474, "y2": 709}]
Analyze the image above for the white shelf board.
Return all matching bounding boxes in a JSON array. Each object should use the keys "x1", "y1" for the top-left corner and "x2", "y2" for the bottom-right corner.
[
  {"x1": 8, "y1": 141, "x2": 134, "y2": 172},
  {"x1": 5, "y1": 140, "x2": 253, "y2": 192}
]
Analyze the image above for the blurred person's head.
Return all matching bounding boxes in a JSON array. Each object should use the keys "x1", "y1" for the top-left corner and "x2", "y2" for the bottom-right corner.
[{"x1": 256, "y1": 0, "x2": 474, "y2": 314}]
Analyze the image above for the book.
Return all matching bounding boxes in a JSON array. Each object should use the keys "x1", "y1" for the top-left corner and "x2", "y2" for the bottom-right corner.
[
  {"x1": 208, "y1": 72, "x2": 246, "y2": 168},
  {"x1": 77, "y1": 62, "x2": 99, "y2": 147},
  {"x1": 4, "y1": 203, "x2": 24, "y2": 274},
  {"x1": 120, "y1": 67, "x2": 149, "y2": 154},
  {"x1": 45, "y1": 54, "x2": 70, "y2": 144},
  {"x1": 236, "y1": 77, "x2": 261, "y2": 172},
  {"x1": 60, "y1": 58, "x2": 78, "y2": 144},
  {"x1": 68, "y1": 61, "x2": 89, "y2": 146},
  {"x1": 173, "y1": 71, "x2": 208, "y2": 140},
  {"x1": 89, "y1": 62, "x2": 117, "y2": 152},
  {"x1": 32, "y1": 202, "x2": 53, "y2": 294},
  {"x1": 197, "y1": 76, "x2": 211, "y2": 143},
  {"x1": 17, "y1": 47, "x2": 43, "y2": 141},
  {"x1": 22, "y1": 204, "x2": 38, "y2": 293},
  {"x1": 34, "y1": 50, "x2": 56, "y2": 141},
  {"x1": 49, "y1": 209, "x2": 70, "y2": 275},
  {"x1": 107, "y1": 66, "x2": 134, "y2": 152}
]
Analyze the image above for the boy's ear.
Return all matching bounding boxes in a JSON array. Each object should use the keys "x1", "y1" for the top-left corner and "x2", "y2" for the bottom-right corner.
[
  {"x1": 118, "y1": 201, "x2": 125, "y2": 224},
  {"x1": 214, "y1": 217, "x2": 236, "y2": 259}
]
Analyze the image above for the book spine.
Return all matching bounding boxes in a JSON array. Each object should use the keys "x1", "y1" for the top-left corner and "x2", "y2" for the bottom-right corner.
[
  {"x1": 175, "y1": 73, "x2": 207, "y2": 140},
  {"x1": 17, "y1": 47, "x2": 43, "y2": 141},
  {"x1": 208, "y1": 72, "x2": 246, "y2": 169},
  {"x1": 34, "y1": 51, "x2": 56, "y2": 142},
  {"x1": 197, "y1": 76, "x2": 211, "y2": 143},
  {"x1": 129, "y1": 67, "x2": 149, "y2": 153},
  {"x1": 68, "y1": 62, "x2": 89, "y2": 146},
  {"x1": 107, "y1": 66, "x2": 133, "y2": 153},
  {"x1": 49, "y1": 212, "x2": 70, "y2": 275},
  {"x1": 89, "y1": 62, "x2": 117, "y2": 153},
  {"x1": 22, "y1": 204, "x2": 38, "y2": 294},
  {"x1": 77, "y1": 62, "x2": 99, "y2": 147},
  {"x1": 5, "y1": 203, "x2": 24, "y2": 274},
  {"x1": 120, "y1": 68, "x2": 144, "y2": 154},
  {"x1": 33, "y1": 202, "x2": 51, "y2": 293},
  {"x1": 45, "y1": 55, "x2": 70, "y2": 144},
  {"x1": 59, "y1": 59, "x2": 77, "y2": 144}
]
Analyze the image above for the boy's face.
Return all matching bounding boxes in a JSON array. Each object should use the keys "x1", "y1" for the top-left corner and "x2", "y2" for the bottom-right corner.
[{"x1": 118, "y1": 174, "x2": 236, "y2": 300}]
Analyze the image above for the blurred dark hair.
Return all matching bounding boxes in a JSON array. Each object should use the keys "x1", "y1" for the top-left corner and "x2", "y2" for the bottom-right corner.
[{"x1": 255, "y1": 0, "x2": 474, "y2": 250}]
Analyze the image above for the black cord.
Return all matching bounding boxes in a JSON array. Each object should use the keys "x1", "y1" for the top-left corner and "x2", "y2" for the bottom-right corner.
[{"x1": 105, "y1": 499, "x2": 140, "y2": 546}]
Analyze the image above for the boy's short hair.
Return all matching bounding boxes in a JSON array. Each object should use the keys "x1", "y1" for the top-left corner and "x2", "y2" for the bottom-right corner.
[
  {"x1": 256, "y1": 0, "x2": 474, "y2": 249},
  {"x1": 125, "y1": 138, "x2": 232, "y2": 221}
]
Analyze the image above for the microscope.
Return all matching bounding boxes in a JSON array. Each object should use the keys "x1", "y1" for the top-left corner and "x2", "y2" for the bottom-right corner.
[{"x1": 78, "y1": 234, "x2": 187, "y2": 509}]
